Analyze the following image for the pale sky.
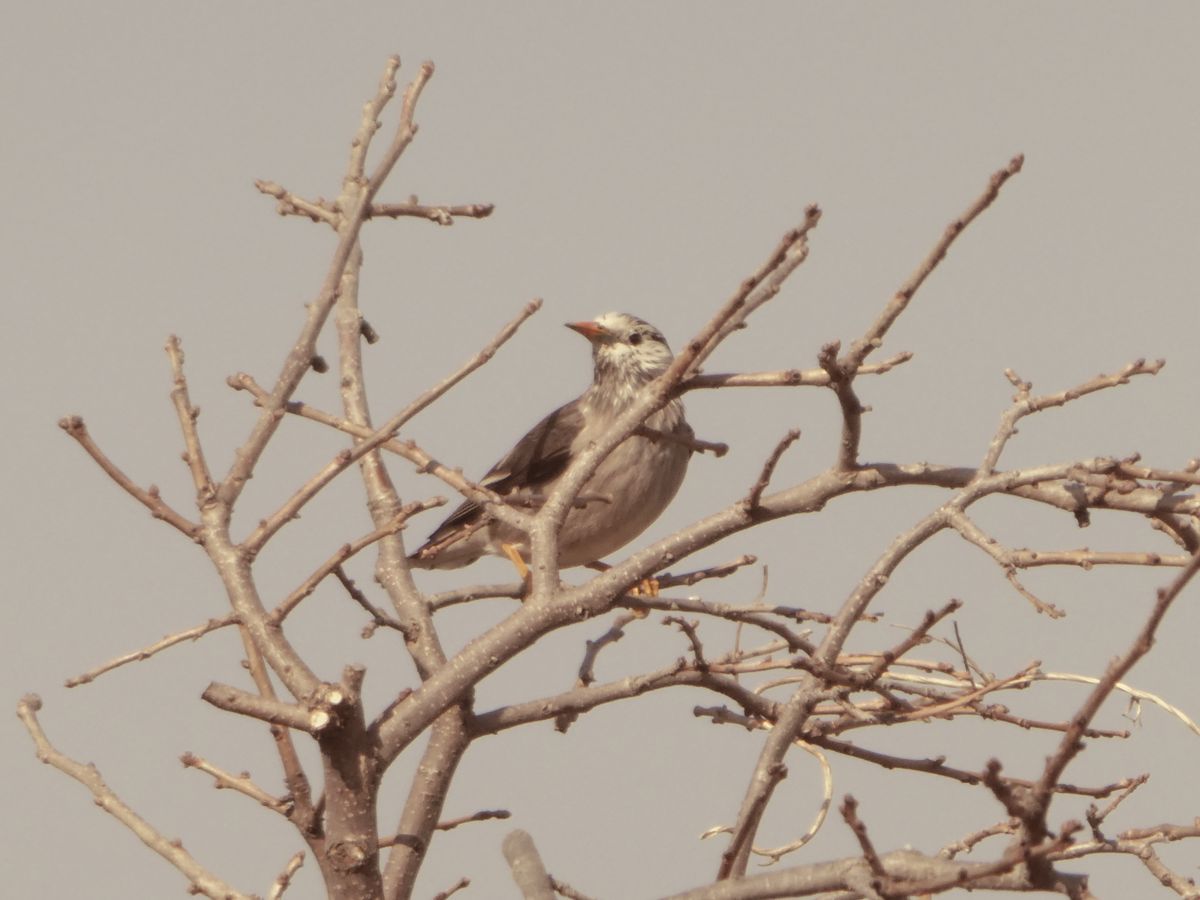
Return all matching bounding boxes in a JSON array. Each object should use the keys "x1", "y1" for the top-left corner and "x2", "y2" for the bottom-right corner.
[{"x1": 4, "y1": 4, "x2": 1198, "y2": 898}]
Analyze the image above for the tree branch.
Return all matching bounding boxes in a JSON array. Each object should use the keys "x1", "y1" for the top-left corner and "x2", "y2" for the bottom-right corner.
[
  {"x1": 17, "y1": 695, "x2": 252, "y2": 900},
  {"x1": 164, "y1": 335, "x2": 215, "y2": 502},
  {"x1": 58, "y1": 416, "x2": 199, "y2": 539}
]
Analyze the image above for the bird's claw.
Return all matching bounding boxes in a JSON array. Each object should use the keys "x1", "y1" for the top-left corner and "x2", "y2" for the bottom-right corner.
[{"x1": 629, "y1": 577, "x2": 660, "y2": 598}]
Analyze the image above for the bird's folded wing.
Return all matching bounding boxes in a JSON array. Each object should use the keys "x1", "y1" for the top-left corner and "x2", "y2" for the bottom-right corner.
[{"x1": 420, "y1": 399, "x2": 586, "y2": 543}]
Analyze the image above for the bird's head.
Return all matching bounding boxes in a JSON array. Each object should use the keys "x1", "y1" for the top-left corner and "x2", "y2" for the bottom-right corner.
[{"x1": 566, "y1": 312, "x2": 675, "y2": 390}]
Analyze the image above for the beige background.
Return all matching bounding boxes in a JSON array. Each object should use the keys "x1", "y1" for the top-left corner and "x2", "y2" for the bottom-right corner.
[{"x1": 4, "y1": 3, "x2": 1198, "y2": 897}]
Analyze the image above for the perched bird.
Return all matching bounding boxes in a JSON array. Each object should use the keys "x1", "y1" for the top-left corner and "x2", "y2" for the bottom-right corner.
[{"x1": 409, "y1": 312, "x2": 692, "y2": 573}]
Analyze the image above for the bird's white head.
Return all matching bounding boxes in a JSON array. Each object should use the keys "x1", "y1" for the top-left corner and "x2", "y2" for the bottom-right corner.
[{"x1": 566, "y1": 312, "x2": 676, "y2": 396}]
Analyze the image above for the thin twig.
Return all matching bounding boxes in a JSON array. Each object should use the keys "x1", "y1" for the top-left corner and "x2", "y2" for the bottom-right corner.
[
  {"x1": 435, "y1": 809, "x2": 512, "y2": 832},
  {"x1": 332, "y1": 565, "x2": 408, "y2": 636},
  {"x1": 267, "y1": 498, "x2": 444, "y2": 623},
  {"x1": 180, "y1": 752, "x2": 291, "y2": 815},
  {"x1": 266, "y1": 852, "x2": 305, "y2": 900},
  {"x1": 840, "y1": 795, "x2": 886, "y2": 877},
  {"x1": 1030, "y1": 551, "x2": 1200, "y2": 832},
  {"x1": 980, "y1": 359, "x2": 1165, "y2": 476},
  {"x1": 681, "y1": 353, "x2": 913, "y2": 392},
  {"x1": 219, "y1": 58, "x2": 434, "y2": 510},
  {"x1": 654, "y1": 555, "x2": 759, "y2": 588},
  {"x1": 238, "y1": 299, "x2": 542, "y2": 552},
  {"x1": 369, "y1": 200, "x2": 494, "y2": 223},
  {"x1": 846, "y1": 154, "x2": 1025, "y2": 371},
  {"x1": 577, "y1": 614, "x2": 640, "y2": 687},
  {"x1": 58, "y1": 416, "x2": 199, "y2": 539},
  {"x1": 636, "y1": 424, "x2": 729, "y2": 457},
  {"x1": 427, "y1": 582, "x2": 525, "y2": 611},
  {"x1": 65, "y1": 615, "x2": 237, "y2": 687},
  {"x1": 746, "y1": 429, "x2": 801, "y2": 510},
  {"x1": 164, "y1": 335, "x2": 214, "y2": 501},
  {"x1": 663, "y1": 616, "x2": 708, "y2": 670},
  {"x1": 431, "y1": 876, "x2": 471, "y2": 900},
  {"x1": 17, "y1": 696, "x2": 252, "y2": 900},
  {"x1": 746, "y1": 740, "x2": 833, "y2": 865}
]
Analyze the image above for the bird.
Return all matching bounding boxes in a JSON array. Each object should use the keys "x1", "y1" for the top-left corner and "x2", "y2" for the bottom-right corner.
[{"x1": 408, "y1": 312, "x2": 693, "y2": 575}]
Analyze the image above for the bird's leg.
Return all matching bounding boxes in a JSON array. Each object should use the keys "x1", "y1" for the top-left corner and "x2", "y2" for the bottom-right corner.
[{"x1": 501, "y1": 543, "x2": 532, "y2": 594}]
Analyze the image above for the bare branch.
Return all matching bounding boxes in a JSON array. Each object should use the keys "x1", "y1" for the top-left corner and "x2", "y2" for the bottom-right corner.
[
  {"x1": 435, "y1": 809, "x2": 512, "y2": 832},
  {"x1": 681, "y1": 352, "x2": 913, "y2": 392},
  {"x1": 653, "y1": 555, "x2": 759, "y2": 589},
  {"x1": 637, "y1": 423, "x2": 729, "y2": 457},
  {"x1": 1008, "y1": 548, "x2": 1191, "y2": 569},
  {"x1": 845, "y1": 153, "x2": 1025, "y2": 371},
  {"x1": 201, "y1": 682, "x2": 332, "y2": 734},
  {"x1": 430, "y1": 876, "x2": 471, "y2": 900},
  {"x1": 331, "y1": 565, "x2": 408, "y2": 637},
  {"x1": 164, "y1": 335, "x2": 215, "y2": 501},
  {"x1": 1030, "y1": 551, "x2": 1200, "y2": 834},
  {"x1": 58, "y1": 416, "x2": 199, "y2": 539},
  {"x1": 577, "y1": 613, "x2": 641, "y2": 688},
  {"x1": 1086, "y1": 774, "x2": 1149, "y2": 836},
  {"x1": 940, "y1": 819, "x2": 1019, "y2": 859},
  {"x1": 369, "y1": 199, "x2": 495, "y2": 223},
  {"x1": 1016, "y1": 671, "x2": 1200, "y2": 737},
  {"x1": 220, "y1": 58, "x2": 434, "y2": 510},
  {"x1": 473, "y1": 661, "x2": 778, "y2": 737},
  {"x1": 233, "y1": 297, "x2": 543, "y2": 552},
  {"x1": 17, "y1": 696, "x2": 252, "y2": 900},
  {"x1": 947, "y1": 509, "x2": 1066, "y2": 617},
  {"x1": 266, "y1": 852, "x2": 305, "y2": 900},
  {"x1": 65, "y1": 615, "x2": 237, "y2": 687},
  {"x1": 980, "y1": 358, "x2": 1165, "y2": 476},
  {"x1": 256, "y1": 179, "x2": 338, "y2": 223},
  {"x1": 743, "y1": 740, "x2": 833, "y2": 865},
  {"x1": 381, "y1": 710, "x2": 472, "y2": 898},
  {"x1": 180, "y1": 751, "x2": 291, "y2": 815},
  {"x1": 863, "y1": 599, "x2": 962, "y2": 681},
  {"x1": 746, "y1": 429, "x2": 801, "y2": 510},
  {"x1": 818, "y1": 339, "x2": 866, "y2": 472},
  {"x1": 1119, "y1": 459, "x2": 1200, "y2": 487},
  {"x1": 346, "y1": 55, "x2": 402, "y2": 184},
  {"x1": 663, "y1": 616, "x2": 708, "y2": 669},
  {"x1": 268, "y1": 498, "x2": 444, "y2": 624},
  {"x1": 717, "y1": 452, "x2": 1121, "y2": 878},
  {"x1": 427, "y1": 582, "x2": 525, "y2": 611},
  {"x1": 840, "y1": 795, "x2": 886, "y2": 878},
  {"x1": 810, "y1": 734, "x2": 1134, "y2": 798},
  {"x1": 665, "y1": 843, "x2": 1085, "y2": 900}
]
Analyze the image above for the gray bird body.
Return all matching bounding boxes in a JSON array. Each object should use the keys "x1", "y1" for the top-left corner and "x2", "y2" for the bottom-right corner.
[{"x1": 409, "y1": 312, "x2": 691, "y2": 570}]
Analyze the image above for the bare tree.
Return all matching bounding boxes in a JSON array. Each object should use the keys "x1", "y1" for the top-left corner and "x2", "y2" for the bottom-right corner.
[{"x1": 20, "y1": 56, "x2": 1200, "y2": 900}]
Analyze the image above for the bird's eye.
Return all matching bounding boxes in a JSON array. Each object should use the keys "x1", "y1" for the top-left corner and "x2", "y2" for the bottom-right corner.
[{"x1": 628, "y1": 332, "x2": 643, "y2": 346}]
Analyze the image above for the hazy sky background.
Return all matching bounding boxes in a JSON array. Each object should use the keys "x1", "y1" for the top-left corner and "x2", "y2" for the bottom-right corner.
[{"x1": 4, "y1": 4, "x2": 1198, "y2": 898}]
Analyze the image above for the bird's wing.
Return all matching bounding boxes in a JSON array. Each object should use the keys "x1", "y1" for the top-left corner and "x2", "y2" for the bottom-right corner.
[{"x1": 419, "y1": 399, "x2": 586, "y2": 544}]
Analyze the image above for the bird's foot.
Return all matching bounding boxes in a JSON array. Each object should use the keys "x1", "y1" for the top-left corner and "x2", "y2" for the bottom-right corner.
[{"x1": 629, "y1": 577, "x2": 660, "y2": 598}]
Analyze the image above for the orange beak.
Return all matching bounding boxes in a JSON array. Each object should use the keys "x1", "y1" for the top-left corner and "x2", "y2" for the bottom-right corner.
[{"x1": 565, "y1": 320, "x2": 610, "y2": 343}]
